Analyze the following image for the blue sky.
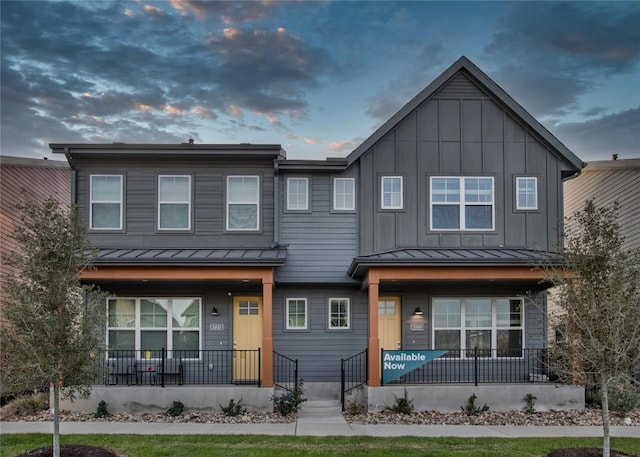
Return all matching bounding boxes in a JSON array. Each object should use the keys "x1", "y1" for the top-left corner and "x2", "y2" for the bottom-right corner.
[{"x1": 1, "y1": 1, "x2": 638, "y2": 162}]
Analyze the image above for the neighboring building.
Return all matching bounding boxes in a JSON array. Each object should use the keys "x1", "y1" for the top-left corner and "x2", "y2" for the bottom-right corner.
[
  {"x1": 564, "y1": 157, "x2": 640, "y2": 251},
  {"x1": 0, "y1": 156, "x2": 71, "y2": 327},
  {"x1": 51, "y1": 57, "x2": 585, "y2": 412}
]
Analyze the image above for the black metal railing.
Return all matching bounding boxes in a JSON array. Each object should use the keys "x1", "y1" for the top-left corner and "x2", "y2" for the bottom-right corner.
[
  {"x1": 273, "y1": 351, "x2": 298, "y2": 392},
  {"x1": 94, "y1": 348, "x2": 261, "y2": 387},
  {"x1": 382, "y1": 348, "x2": 550, "y2": 386},
  {"x1": 341, "y1": 349, "x2": 367, "y2": 411}
]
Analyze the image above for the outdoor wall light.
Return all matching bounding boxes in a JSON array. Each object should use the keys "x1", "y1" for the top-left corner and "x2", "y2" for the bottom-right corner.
[
  {"x1": 413, "y1": 307, "x2": 424, "y2": 316},
  {"x1": 210, "y1": 307, "x2": 219, "y2": 316}
]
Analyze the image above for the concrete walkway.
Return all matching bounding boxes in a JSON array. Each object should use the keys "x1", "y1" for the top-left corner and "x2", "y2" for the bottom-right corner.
[{"x1": 2, "y1": 400, "x2": 639, "y2": 438}]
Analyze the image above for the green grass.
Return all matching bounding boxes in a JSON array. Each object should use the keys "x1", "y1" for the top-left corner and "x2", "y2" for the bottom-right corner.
[{"x1": 1, "y1": 435, "x2": 639, "y2": 457}]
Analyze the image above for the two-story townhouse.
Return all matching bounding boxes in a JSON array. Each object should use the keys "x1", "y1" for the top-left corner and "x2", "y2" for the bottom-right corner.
[{"x1": 52, "y1": 57, "x2": 585, "y2": 413}]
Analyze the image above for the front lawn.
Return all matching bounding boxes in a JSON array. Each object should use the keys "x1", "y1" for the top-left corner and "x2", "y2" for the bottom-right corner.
[{"x1": 2, "y1": 435, "x2": 639, "y2": 457}]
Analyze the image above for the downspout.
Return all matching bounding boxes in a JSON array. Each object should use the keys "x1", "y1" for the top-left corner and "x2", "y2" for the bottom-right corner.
[{"x1": 273, "y1": 161, "x2": 280, "y2": 247}]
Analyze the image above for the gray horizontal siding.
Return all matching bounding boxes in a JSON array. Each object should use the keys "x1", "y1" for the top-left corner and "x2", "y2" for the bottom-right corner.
[
  {"x1": 272, "y1": 287, "x2": 368, "y2": 382},
  {"x1": 277, "y1": 173, "x2": 358, "y2": 283},
  {"x1": 76, "y1": 160, "x2": 275, "y2": 249}
]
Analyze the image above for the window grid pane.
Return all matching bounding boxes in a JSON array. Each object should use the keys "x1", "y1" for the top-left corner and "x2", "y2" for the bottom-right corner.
[
  {"x1": 329, "y1": 298, "x2": 350, "y2": 329},
  {"x1": 90, "y1": 175, "x2": 122, "y2": 229},
  {"x1": 517, "y1": 177, "x2": 538, "y2": 210},
  {"x1": 287, "y1": 178, "x2": 308, "y2": 210},
  {"x1": 334, "y1": 178, "x2": 355, "y2": 210},
  {"x1": 227, "y1": 176, "x2": 259, "y2": 230},
  {"x1": 430, "y1": 177, "x2": 493, "y2": 230},
  {"x1": 107, "y1": 297, "x2": 201, "y2": 357},
  {"x1": 381, "y1": 177, "x2": 402, "y2": 209},
  {"x1": 432, "y1": 298, "x2": 523, "y2": 358},
  {"x1": 287, "y1": 299, "x2": 307, "y2": 329}
]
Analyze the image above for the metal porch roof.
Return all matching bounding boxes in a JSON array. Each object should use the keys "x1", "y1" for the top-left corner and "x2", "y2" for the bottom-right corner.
[
  {"x1": 348, "y1": 248, "x2": 563, "y2": 278},
  {"x1": 93, "y1": 248, "x2": 286, "y2": 266}
]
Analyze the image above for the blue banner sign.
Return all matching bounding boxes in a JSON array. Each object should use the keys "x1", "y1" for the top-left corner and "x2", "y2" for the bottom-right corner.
[{"x1": 382, "y1": 350, "x2": 447, "y2": 384}]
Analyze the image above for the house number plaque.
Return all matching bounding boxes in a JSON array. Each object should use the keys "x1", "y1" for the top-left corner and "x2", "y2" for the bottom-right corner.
[{"x1": 210, "y1": 323, "x2": 224, "y2": 331}]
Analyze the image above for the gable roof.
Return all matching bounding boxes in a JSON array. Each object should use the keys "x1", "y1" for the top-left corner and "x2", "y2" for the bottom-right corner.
[{"x1": 346, "y1": 56, "x2": 584, "y2": 174}]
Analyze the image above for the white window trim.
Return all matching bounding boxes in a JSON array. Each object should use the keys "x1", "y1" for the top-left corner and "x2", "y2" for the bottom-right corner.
[
  {"x1": 381, "y1": 176, "x2": 403, "y2": 210},
  {"x1": 333, "y1": 178, "x2": 355, "y2": 211},
  {"x1": 431, "y1": 297, "x2": 524, "y2": 359},
  {"x1": 157, "y1": 175, "x2": 191, "y2": 230},
  {"x1": 516, "y1": 176, "x2": 538, "y2": 210},
  {"x1": 430, "y1": 176, "x2": 495, "y2": 231},
  {"x1": 107, "y1": 297, "x2": 202, "y2": 359},
  {"x1": 89, "y1": 174, "x2": 123, "y2": 230},
  {"x1": 226, "y1": 175, "x2": 260, "y2": 231},
  {"x1": 328, "y1": 297, "x2": 350, "y2": 330},
  {"x1": 286, "y1": 177, "x2": 309, "y2": 211},
  {"x1": 286, "y1": 298, "x2": 308, "y2": 330}
]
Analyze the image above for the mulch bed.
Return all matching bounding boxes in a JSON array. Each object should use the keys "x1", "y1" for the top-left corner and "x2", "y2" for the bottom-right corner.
[
  {"x1": 548, "y1": 448, "x2": 637, "y2": 457},
  {"x1": 17, "y1": 445, "x2": 119, "y2": 457}
]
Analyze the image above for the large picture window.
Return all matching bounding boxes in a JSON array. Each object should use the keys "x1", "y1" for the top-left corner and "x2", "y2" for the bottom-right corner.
[
  {"x1": 287, "y1": 177, "x2": 308, "y2": 210},
  {"x1": 286, "y1": 298, "x2": 307, "y2": 329},
  {"x1": 432, "y1": 297, "x2": 523, "y2": 358},
  {"x1": 227, "y1": 176, "x2": 259, "y2": 230},
  {"x1": 333, "y1": 178, "x2": 355, "y2": 211},
  {"x1": 329, "y1": 298, "x2": 350, "y2": 329},
  {"x1": 107, "y1": 297, "x2": 201, "y2": 358},
  {"x1": 430, "y1": 176, "x2": 494, "y2": 230},
  {"x1": 90, "y1": 175, "x2": 123, "y2": 230},
  {"x1": 158, "y1": 175, "x2": 191, "y2": 230}
]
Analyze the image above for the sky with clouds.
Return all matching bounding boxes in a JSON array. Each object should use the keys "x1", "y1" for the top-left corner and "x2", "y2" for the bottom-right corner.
[{"x1": 1, "y1": 1, "x2": 638, "y2": 162}]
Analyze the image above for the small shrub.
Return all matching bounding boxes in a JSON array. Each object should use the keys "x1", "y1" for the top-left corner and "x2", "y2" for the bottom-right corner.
[
  {"x1": 384, "y1": 388, "x2": 414, "y2": 415},
  {"x1": 462, "y1": 393, "x2": 489, "y2": 416},
  {"x1": 220, "y1": 398, "x2": 246, "y2": 417},
  {"x1": 523, "y1": 393, "x2": 537, "y2": 414},
  {"x1": 166, "y1": 400, "x2": 185, "y2": 417},
  {"x1": 608, "y1": 383, "x2": 640, "y2": 416},
  {"x1": 272, "y1": 379, "x2": 307, "y2": 416},
  {"x1": 0, "y1": 392, "x2": 48, "y2": 419},
  {"x1": 344, "y1": 400, "x2": 367, "y2": 416},
  {"x1": 94, "y1": 400, "x2": 109, "y2": 418}
]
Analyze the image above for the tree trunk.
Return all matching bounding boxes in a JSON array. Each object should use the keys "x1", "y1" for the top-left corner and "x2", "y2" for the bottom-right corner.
[
  {"x1": 600, "y1": 377, "x2": 610, "y2": 457},
  {"x1": 53, "y1": 383, "x2": 60, "y2": 457}
]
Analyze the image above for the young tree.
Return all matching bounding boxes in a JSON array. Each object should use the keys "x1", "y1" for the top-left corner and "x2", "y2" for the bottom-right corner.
[
  {"x1": 0, "y1": 197, "x2": 106, "y2": 457},
  {"x1": 545, "y1": 200, "x2": 640, "y2": 457}
]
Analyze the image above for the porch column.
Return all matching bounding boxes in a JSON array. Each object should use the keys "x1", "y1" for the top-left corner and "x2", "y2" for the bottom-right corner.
[
  {"x1": 261, "y1": 277, "x2": 274, "y2": 388},
  {"x1": 367, "y1": 274, "x2": 380, "y2": 387}
]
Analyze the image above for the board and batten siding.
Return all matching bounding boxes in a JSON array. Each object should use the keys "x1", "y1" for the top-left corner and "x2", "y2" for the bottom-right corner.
[
  {"x1": 272, "y1": 287, "x2": 368, "y2": 382},
  {"x1": 564, "y1": 159, "x2": 640, "y2": 252},
  {"x1": 357, "y1": 71, "x2": 565, "y2": 255},
  {"x1": 277, "y1": 172, "x2": 358, "y2": 284},
  {"x1": 74, "y1": 160, "x2": 275, "y2": 249}
]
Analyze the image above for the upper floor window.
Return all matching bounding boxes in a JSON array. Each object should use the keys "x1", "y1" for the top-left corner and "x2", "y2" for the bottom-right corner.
[
  {"x1": 432, "y1": 297, "x2": 523, "y2": 358},
  {"x1": 381, "y1": 176, "x2": 403, "y2": 209},
  {"x1": 329, "y1": 297, "x2": 350, "y2": 329},
  {"x1": 90, "y1": 174, "x2": 123, "y2": 230},
  {"x1": 158, "y1": 175, "x2": 191, "y2": 230},
  {"x1": 430, "y1": 176, "x2": 494, "y2": 230},
  {"x1": 286, "y1": 298, "x2": 308, "y2": 330},
  {"x1": 287, "y1": 177, "x2": 308, "y2": 211},
  {"x1": 516, "y1": 177, "x2": 538, "y2": 210},
  {"x1": 227, "y1": 176, "x2": 259, "y2": 231},
  {"x1": 333, "y1": 178, "x2": 355, "y2": 211}
]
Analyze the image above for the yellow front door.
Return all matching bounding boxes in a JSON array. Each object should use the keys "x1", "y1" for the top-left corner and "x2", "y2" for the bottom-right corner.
[
  {"x1": 233, "y1": 296, "x2": 262, "y2": 382},
  {"x1": 378, "y1": 296, "x2": 401, "y2": 352}
]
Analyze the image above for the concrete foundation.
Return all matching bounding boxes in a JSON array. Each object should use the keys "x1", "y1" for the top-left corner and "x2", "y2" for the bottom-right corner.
[
  {"x1": 58, "y1": 386, "x2": 274, "y2": 414},
  {"x1": 365, "y1": 384, "x2": 585, "y2": 412}
]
